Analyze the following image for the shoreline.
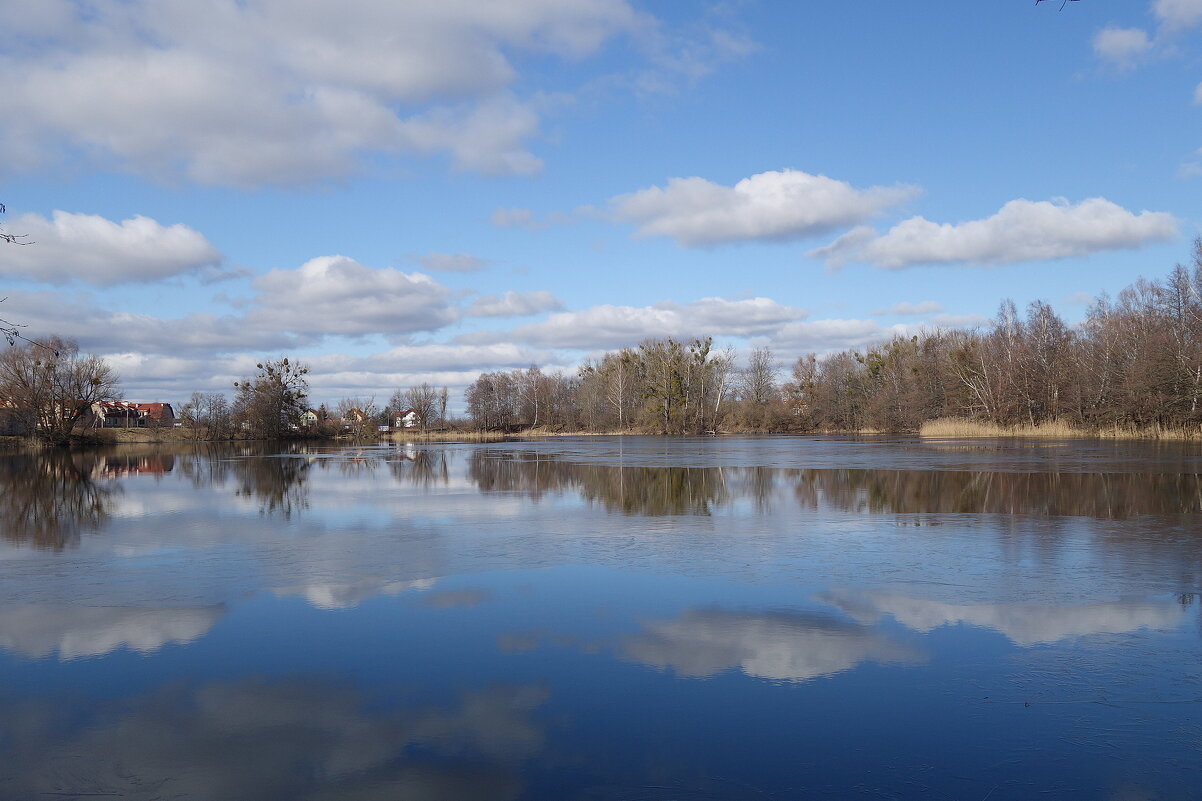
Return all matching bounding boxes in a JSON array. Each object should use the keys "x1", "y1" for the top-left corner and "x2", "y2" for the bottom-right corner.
[{"x1": 8, "y1": 419, "x2": 1202, "y2": 449}]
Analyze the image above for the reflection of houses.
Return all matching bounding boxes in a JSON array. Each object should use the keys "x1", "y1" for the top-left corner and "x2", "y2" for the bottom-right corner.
[
  {"x1": 395, "y1": 408, "x2": 419, "y2": 429},
  {"x1": 90, "y1": 402, "x2": 176, "y2": 428}
]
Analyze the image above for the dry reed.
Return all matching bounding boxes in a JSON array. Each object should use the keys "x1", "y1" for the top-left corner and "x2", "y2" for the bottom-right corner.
[{"x1": 918, "y1": 417, "x2": 1202, "y2": 441}]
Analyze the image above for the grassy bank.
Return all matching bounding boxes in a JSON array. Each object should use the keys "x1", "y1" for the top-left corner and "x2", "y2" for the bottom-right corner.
[{"x1": 919, "y1": 417, "x2": 1202, "y2": 441}]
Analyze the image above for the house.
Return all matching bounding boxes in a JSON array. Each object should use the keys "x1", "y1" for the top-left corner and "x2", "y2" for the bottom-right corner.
[
  {"x1": 300, "y1": 409, "x2": 319, "y2": 428},
  {"x1": 90, "y1": 401, "x2": 176, "y2": 428},
  {"x1": 394, "y1": 408, "x2": 420, "y2": 428},
  {"x1": 341, "y1": 407, "x2": 368, "y2": 430}
]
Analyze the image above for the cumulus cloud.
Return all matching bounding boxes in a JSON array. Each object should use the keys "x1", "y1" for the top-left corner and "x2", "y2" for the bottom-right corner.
[
  {"x1": 823, "y1": 591, "x2": 1186, "y2": 647},
  {"x1": 324, "y1": 343, "x2": 554, "y2": 374},
  {"x1": 491, "y1": 206, "x2": 545, "y2": 229},
  {"x1": 1155, "y1": 0, "x2": 1202, "y2": 31},
  {"x1": 0, "y1": 0, "x2": 646, "y2": 185},
  {"x1": 500, "y1": 296, "x2": 807, "y2": 348},
  {"x1": 0, "y1": 211, "x2": 221, "y2": 285},
  {"x1": 772, "y1": 318, "x2": 910, "y2": 353},
  {"x1": 1092, "y1": 26, "x2": 1153, "y2": 68},
  {"x1": 2, "y1": 289, "x2": 301, "y2": 358},
  {"x1": 397, "y1": 92, "x2": 545, "y2": 175},
  {"x1": 612, "y1": 168, "x2": 919, "y2": 247},
  {"x1": 872, "y1": 301, "x2": 942, "y2": 316},
  {"x1": 621, "y1": 607, "x2": 921, "y2": 682},
  {"x1": 808, "y1": 197, "x2": 1178, "y2": 269},
  {"x1": 465, "y1": 290, "x2": 564, "y2": 317},
  {"x1": 250, "y1": 255, "x2": 457, "y2": 336},
  {"x1": 0, "y1": 605, "x2": 223, "y2": 660},
  {"x1": 414, "y1": 252, "x2": 491, "y2": 273}
]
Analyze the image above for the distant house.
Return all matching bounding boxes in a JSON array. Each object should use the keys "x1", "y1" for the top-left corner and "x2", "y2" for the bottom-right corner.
[
  {"x1": 300, "y1": 409, "x2": 319, "y2": 428},
  {"x1": 90, "y1": 401, "x2": 176, "y2": 428},
  {"x1": 341, "y1": 407, "x2": 368, "y2": 430},
  {"x1": 395, "y1": 408, "x2": 420, "y2": 429},
  {"x1": 0, "y1": 400, "x2": 27, "y2": 436}
]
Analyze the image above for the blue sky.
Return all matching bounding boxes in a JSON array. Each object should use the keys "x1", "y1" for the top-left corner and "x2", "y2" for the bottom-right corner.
[{"x1": 1, "y1": 0, "x2": 1200, "y2": 407}]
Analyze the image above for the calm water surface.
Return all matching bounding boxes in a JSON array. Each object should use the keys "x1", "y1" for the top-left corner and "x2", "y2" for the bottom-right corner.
[{"x1": 1, "y1": 436, "x2": 1200, "y2": 800}]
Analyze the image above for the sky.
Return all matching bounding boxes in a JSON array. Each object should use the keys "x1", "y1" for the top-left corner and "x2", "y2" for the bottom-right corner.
[{"x1": 1, "y1": 0, "x2": 1200, "y2": 409}]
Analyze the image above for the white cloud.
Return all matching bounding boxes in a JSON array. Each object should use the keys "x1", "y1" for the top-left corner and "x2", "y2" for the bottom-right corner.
[
  {"x1": 928, "y1": 313, "x2": 988, "y2": 328},
  {"x1": 1092, "y1": 26, "x2": 1153, "y2": 68},
  {"x1": 250, "y1": 255, "x2": 457, "y2": 336},
  {"x1": 0, "y1": 211, "x2": 221, "y2": 285},
  {"x1": 1155, "y1": 0, "x2": 1202, "y2": 31},
  {"x1": 501, "y1": 296, "x2": 807, "y2": 348},
  {"x1": 773, "y1": 318, "x2": 910, "y2": 354},
  {"x1": 414, "y1": 252, "x2": 491, "y2": 273},
  {"x1": 872, "y1": 300, "x2": 942, "y2": 316},
  {"x1": 1179, "y1": 160, "x2": 1202, "y2": 179},
  {"x1": 2, "y1": 289, "x2": 301, "y2": 358},
  {"x1": 621, "y1": 608, "x2": 921, "y2": 682},
  {"x1": 466, "y1": 290, "x2": 564, "y2": 317},
  {"x1": 0, "y1": 0, "x2": 646, "y2": 185},
  {"x1": 397, "y1": 92, "x2": 545, "y2": 175},
  {"x1": 491, "y1": 206, "x2": 544, "y2": 229},
  {"x1": 809, "y1": 197, "x2": 1178, "y2": 269},
  {"x1": 612, "y1": 168, "x2": 919, "y2": 247}
]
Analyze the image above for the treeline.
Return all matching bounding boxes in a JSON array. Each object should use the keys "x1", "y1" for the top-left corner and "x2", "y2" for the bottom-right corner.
[{"x1": 463, "y1": 249, "x2": 1202, "y2": 434}]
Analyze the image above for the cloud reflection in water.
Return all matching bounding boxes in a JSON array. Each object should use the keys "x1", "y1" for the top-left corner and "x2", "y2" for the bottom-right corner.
[
  {"x1": 0, "y1": 679, "x2": 547, "y2": 801},
  {"x1": 822, "y1": 591, "x2": 1187, "y2": 646},
  {"x1": 621, "y1": 608, "x2": 922, "y2": 682},
  {"x1": 0, "y1": 605, "x2": 224, "y2": 660}
]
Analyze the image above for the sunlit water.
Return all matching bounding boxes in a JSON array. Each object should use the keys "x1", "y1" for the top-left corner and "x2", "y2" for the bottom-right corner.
[{"x1": 1, "y1": 436, "x2": 1200, "y2": 800}]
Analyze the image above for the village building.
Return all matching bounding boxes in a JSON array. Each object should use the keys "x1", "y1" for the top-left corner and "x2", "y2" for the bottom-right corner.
[{"x1": 90, "y1": 401, "x2": 176, "y2": 428}]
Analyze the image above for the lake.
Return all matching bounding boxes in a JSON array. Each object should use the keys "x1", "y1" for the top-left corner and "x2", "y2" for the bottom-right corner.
[{"x1": 0, "y1": 436, "x2": 1200, "y2": 800}]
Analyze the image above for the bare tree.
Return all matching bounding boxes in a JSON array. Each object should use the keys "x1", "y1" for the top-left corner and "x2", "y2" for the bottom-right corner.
[
  {"x1": 232, "y1": 358, "x2": 309, "y2": 439},
  {"x1": 742, "y1": 346, "x2": 778, "y2": 406},
  {"x1": 404, "y1": 383, "x2": 440, "y2": 431},
  {"x1": 0, "y1": 336, "x2": 121, "y2": 443},
  {"x1": 336, "y1": 396, "x2": 379, "y2": 439}
]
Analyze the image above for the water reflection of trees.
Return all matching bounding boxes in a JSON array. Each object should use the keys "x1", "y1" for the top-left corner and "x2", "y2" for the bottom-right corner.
[
  {"x1": 467, "y1": 453, "x2": 1202, "y2": 520},
  {"x1": 790, "y1": 469, "x2": 1202, "y2": 519},
  {"x1": 233, "y1": 456, "x2": 313, "y2": 518},
  {"x1": 468, "y1": 452, "x2": 730, "y2": 516},
  {"x1": 390, "y1": 448, "x2": 450, "y2": 488},
  {"x1": 0, "y1": 451, "x2": 120, "y2": 550}
]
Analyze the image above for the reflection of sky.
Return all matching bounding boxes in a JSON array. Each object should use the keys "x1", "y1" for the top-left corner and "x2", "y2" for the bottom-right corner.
[
  {"x1": 0, "y1": 678, "x2": 546, "y2": 801},
  {"x1": 0, "y1": 605, "x2": 224, "y2": 660},
  {"x1": 821, "y1": 591, "x2": 1187, "y2": 646},
  {"x1": 1, "y1": 443, "x2": 1200, "y2": 614},
  {"x1": 621, "y1": 607, "x2": 922, "y2": 681},
  {"x1": 272, "y1": 577, "x2": 439, "y2": 610}
]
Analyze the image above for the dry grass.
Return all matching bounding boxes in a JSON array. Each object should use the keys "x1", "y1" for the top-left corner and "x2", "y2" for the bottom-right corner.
[
  {"x1": 919, "y1": 417, "x2": 1202, "y2": 441},
  {"x1": 94, "y1": 427, "x2": 194, "y2": 444}
]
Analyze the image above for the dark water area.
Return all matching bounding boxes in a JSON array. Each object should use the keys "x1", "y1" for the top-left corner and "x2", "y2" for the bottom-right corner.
[{"x1": 0, "y1": 436, "x2": 1200, "y2": 800}]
